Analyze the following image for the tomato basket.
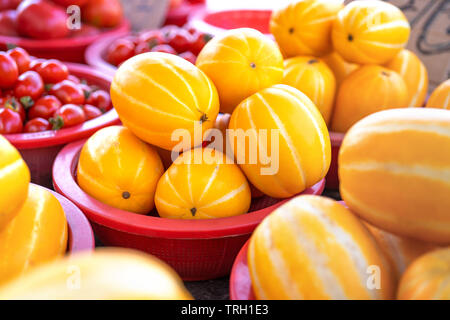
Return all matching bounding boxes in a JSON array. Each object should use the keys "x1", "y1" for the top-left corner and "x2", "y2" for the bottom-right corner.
[
  {"x1": 188, "y1": 9, "x2": 272, "y2": 36},
  {"x1": 53, "y1": 139, "x2": 325, "y2": 281},
  {"x1": 46, "y1": 185, "x2": 95, "y2": 254},
  {"x1": 229, "y1": 241, "x2": 254, "y2": 300},
  {"x1": 0, "y1": 20, "x2": 130, "y2": 63},
  {"x1": 325, "y1": 132, "x2": 345, "y2": 190},
  {"x1": 4, "y1": 63, "x2": 120, "y2": 188},
  {"x1": 85, "y1": 34, "x2": 124, "y2": 77}
]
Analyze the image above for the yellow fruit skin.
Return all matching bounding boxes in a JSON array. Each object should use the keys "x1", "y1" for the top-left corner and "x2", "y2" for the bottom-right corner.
[
  {"x1": 0, "y1": 184, "x2": 67, "y2": 285},
  {"x1": 77, "y1": 126, "x2": 164, "y2": 214},
  {"x1": 385, "y1": 49, "x2": 428, "y2": 107},
  {"x1": 155, "y1": 148, "x2": 251, "y2": 220},
  {"x1": 270, "y1": 0, "x2": 344, "y2": 57},
  {"x1": 364, "y1": 223, "x2": 437, "y2": 278},
  {"x1": 283, "y1": 56, "x2": 336, "y2": 125},
  {"x1": 196, "y1": 28, "x2": 284, "y2": 114},
  {"x1": 323, "y1": 51, "x2": 359, "y2": 87},
  {"x1": 426, "y1": 79, "x2": 450, "y2": 109},
  {"x1": 228, "y1": 84, "x2": 331, "y2": 198},
  {"x1": 331, "y1": 65, "x2": 408, "y2": 133},
  {"x1": 110, "y1": 52, "x2": 219, "y2": 151},
  {"x1": 332, "y1": 0, "x2": 410, "y2": 65},
  {"x1": 397, "y1": 248, "x2": 450, "y2": 300},
  {"x1": 0, "y1": 135, "x2": 30, "y2": 230},
  {"x1": 248, "y1": 195, "x2": 396, "y2": 300},
  {"x1": 0, "y1": 248, "x2": 192, "y2": 300},
  {"x1": 339, "y1": 108, "x2": 450, "y2": 244}
]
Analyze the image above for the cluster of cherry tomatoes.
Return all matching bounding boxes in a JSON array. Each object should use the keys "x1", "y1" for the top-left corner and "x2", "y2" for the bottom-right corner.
[
  {"x1": 106, "y1": 25, "x2": 212, "y2": 66},
  {"x1": 0, "y1": 46, "x2": 112, "y2": 134},
  {"x1": 0, "y1": 0, "x2": 123, "y2": 39}
]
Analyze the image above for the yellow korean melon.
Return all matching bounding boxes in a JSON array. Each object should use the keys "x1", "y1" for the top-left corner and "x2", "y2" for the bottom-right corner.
[
  {"x1": 426, "y1": 79, "x2": 450, "y2": 109},
  {"x1": 322, "y1": 51, "x2": 359, "y2": 87}
]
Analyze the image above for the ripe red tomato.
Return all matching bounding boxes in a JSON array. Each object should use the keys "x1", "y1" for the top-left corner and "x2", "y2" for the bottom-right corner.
[
  {"x1": 0, "y1": 10, "x2": 18, "y2": 37},
  {"x1": 49, "y1": 80, "x2": 85, "y2": 105},
  {"x1": 7, "y1": 47, "x2": 31, "y2": 74},
  {"x1": 69, "y1": 23, "x2": 100, "y2": 38},
  {"x1": 151, "y1": 44, "x2": 177, "y2": 55},
  {"x1": 67, "y1": 74, "x2": 80, "y2": 84},
  {"x1": 0, "y1": 0, "x2": 21, "y2": 10},
  {"x1": 179, "y1": 51, "x2": 196, "y2": 64},
  {"x1": 190, "y1": 32, "x2": 212, "y2": 55},
  {"x1": 134, "y1": 42, "x2": 151, "y2": 55},
  {"x1": 0, "y1": 52, "x2": 18, "y2": 89},
  {"x1": 37, "y1": 59, "x2": 69, "y2": 84},
  {"x1": 0, "y1": 107, "x2": 22, "y2": 133},
  {"x1": 28, "y1": 95, "x2": 61, "y2": 120},
  {"x1": 14, "y1": 70, "x2": 44, "y2": 100},
  {"x1": 2, "y1": 97, "x2": 25, "y2": 121},
  {"x1": 24, "y1": 117, "x2": 51, "y2": 133},
  {"x1": 167, "y1": 29, "x2": 193, "y2": 53},
  {"x1": 82, "y1": 0, "x2": 123, "y2": 28},
  {"x1": 106, "y1": 39, "x2": 135, "y2": 66},
  {"x1": 17, "y1": 0, "x2": 69, "y2": 39},
  {"x1": 51, "y1": 0, "x2": 88, "y2": 6},
  {"x1": 29, "y1": 58, "x2": 45, "y2": 72},
  {"x1": 50, "y1": 104, "x2": 85, "y2": 129},
  {"x1": 85, "y1": 89, "x2": 112, "y2": 112},
  {"x1": 82, "y1": 104, "x2": 103, "y2": 120},
  {"x1": 138, "y1": 30, "x2": 164, "y2": 48}
]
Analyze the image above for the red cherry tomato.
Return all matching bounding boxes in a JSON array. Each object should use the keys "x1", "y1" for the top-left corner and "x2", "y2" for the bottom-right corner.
[
  {"x1": 49, "y1": 80, "x2": 85, "y2": 105},
  {"x1": 160, "y1": 25, "x2": 179, "y2": 40},
  {"x1": 17, "y1": 0, "x2": 69, "y2": 39},
  {"x1": 29, "y1": 58, "x2": 45, "y2": 73},
  {"x1": 28, "y1": 95, "x2": 61, "y2": 120},
  {"x1": 85, "y1": 89, "x2": 112, "y2": 112},
  {"x1": 0, "y1": 52, "x2": 18, "y2": 89},
  {"x1": 14, "y1": 70, "x2": 44, "y2": 100},
  {"x1": 51, "y1": 0, "x2": 87, "y2": 6},
  {"x1": 24, "y1": 117, "x2": 51, "y2": 133},
  {"x1": 106, "y1": 38, "x2": 135, "y2": 66},
  {"x1": 2, "y1": 97, "x2": 25, "y2": 122},
  {"x1": 82, "y1": 104, "x2": 103, "y2": 120},
  {"x1": 138, "y1": 30, "x2": 164, "y2": 48},
  {"x1": 134, "y1": 41, "x2": 151, "y2": 55},
  {"x1": 50, "y1": 104, "x2": 85, "y2": 130},
  {"x1": 190, "y1": 32, "x2": 213, "y2": 55},
  {"x1": 151, "y1": 44, "x2": 177, "y2": 55},
  {"x1": 7, "y1": 47, "x2": 31, "y2": 74},
  {"x1": 167, "y1": 29, "x2": 193, "y2": 53},
  {"x1": 82, "y1": 0, "x2": 123, "y2": 28},
  {"x1": 67, "y1": 74, "x2": 80, "y2": 84},
  {"x1": 0, "y1": 0, "x2": 21, "y2": 10},
  {"x1": 0, "y1": 107, "x2": 22, "y2": 133},
  {"x1": 179, "y1": 51, "x2": 197, "y2": 64},
  {"x1": 37, "y1": 59, "x2": 69, "y2": 84},
  {"x1": 0, "y1": 10, "x2": 18, "y2": 37},
  {"x1": 69, "y1": 23, "x2": 100, "y2": 38}
]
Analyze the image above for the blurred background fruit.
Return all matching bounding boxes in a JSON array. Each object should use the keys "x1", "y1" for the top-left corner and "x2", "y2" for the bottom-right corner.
[{"x1": 426, "y1": 79, "x2": 450, "y2": 109}]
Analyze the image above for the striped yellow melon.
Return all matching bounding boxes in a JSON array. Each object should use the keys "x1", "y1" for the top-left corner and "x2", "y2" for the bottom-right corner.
[
  {"x1": 228, "y1": 84, "x2": 331, "y2": 198},
  {"x1": 365, "y1": 223, "x2": 437, "y2": 278},
  {"x1": 0, "y1": 135, "x2": 30, "y2": 230},
  {"x1": 270, "y1": 0, "x2": 344, "y2": 57},
  {"x1": 339, "y1": 108, "x2": 450, "y2": 244},
  {"x1": 110, "y1": 52, "x2": 219, "y2": 151},
  {"x1": 332, "y1": 0, "x2": 410, "y2": 65},
  {"x1": 331, "y1": 65, "x2": 408, "y2": 133},
  {"x1": 282, "y1": 56, "x2": 336, "y2": 125},
  {"x1": 397, "y1": 248, "x2": 450, "y2": 300},
  {"x1": 385, "y1": 49, "x2": 428, "y2": 107},
  {"x1": 426, "y1": 79, "x2": 450, "y2": 109},
  {"x1": 0, "y1": 248, "x2": 192, "y2": 300},
  {"x1": 322, "y1": 51, "x2": 359, "y2": 87},
  {"x1": 248, "y1": 195, "x2": 396, "y2": 300}
]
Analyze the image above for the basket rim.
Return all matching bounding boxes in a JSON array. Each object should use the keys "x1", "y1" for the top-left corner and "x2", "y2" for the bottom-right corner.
[{"x1": 53, "y1": 139, "x2": 325, "y2": 239}]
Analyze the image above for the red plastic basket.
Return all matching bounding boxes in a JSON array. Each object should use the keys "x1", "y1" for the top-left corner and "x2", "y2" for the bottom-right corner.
[
  {"x1": 44, "y1": 185, "x2": 95, "y2": 254},
  {"x1": 188, "y1": 9, "x2": 272, "y2": 36},
  {"x1": 53, "y1": 139, "x2": 325, "y2": 281},
  {"x1": 4, "y1": 63, "x2": 120, "y2": 188},
  {"x1": 325, "y1": 132, "x2": 345, "y2": 190},
  {"x1": 0, "y1": 20, "x2": 130, "y2": 63}
]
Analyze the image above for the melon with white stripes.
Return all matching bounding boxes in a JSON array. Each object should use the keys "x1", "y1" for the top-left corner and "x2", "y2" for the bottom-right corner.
[
  {"x1": 332, "y1": 0, "x2": 410, "y2": 65},
  {"x1": 322, "y1": 51, "x2": 359, "y2": 87},
  {"x1": 110, "y1": 52, "x2": 219, "y2": 151},
  {"x1": 339, "y1": 108, "x2": 450, "y2": 244},
  {"x1": 228, "y1": 84, "x2": 331, "y2": 198},
  {"x1": 426, "y1": 79, "x2": 450, "y2": 110},
  {"x1": 248, "y1": 195, "x2": 396, "y2": 300},
  {"x1": 154, "y1": 147, "x2": 251, "y2": 219},
  {"x1": 0, "y1": 135, "x2": 30, "y2": 230},
  {"x1": 331, "y1": 65, "x2": 408, "y2": 133},
  {"x1": 397, "y1": 248, "x2": 450, "y2": 300},
  {"x1": 364, "y1": 223, "x2": 437, "y2": 278},
  {"x1": 385, "y1": 49, "x2": 428, "y2": 107},
  {"x1": 282, "y1": 56, "x2": 336, "y2": 125}
]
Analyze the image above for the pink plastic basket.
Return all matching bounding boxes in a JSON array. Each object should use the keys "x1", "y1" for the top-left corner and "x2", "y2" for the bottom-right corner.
[{"x1": 53, "y1": 139, "x2": 325, "y2": 281}]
